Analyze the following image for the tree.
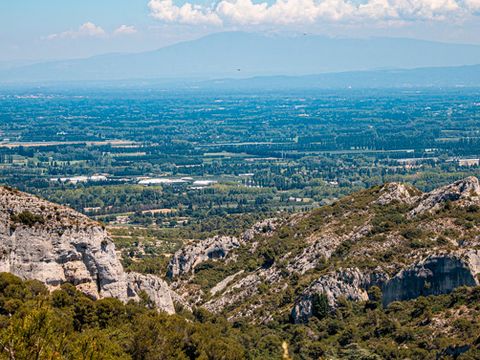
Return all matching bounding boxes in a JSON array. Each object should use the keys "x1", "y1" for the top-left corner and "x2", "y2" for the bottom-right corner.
[
  {"x1": 366, "y1": 286, "x2": 383, "y2": 310},
  {"x1": 312, "y1": 293, "x2": 330, "y2": 320},
  {"x1": 0, "y1": 307, "x2": 67, "y2": 360}
]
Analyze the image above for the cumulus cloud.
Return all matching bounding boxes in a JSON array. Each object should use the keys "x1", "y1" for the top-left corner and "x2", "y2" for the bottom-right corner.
[
  {"x1": 114, "y1": 25, "x2": 138, "y2": 35},
  {"x1": 147, "y1": 0, "x2": 480, "y2": 26},
  {"x1": 148, "y1": 0, "x2": 222, "y2": 25},
  {"x1": 46, "y1": 22, "x2": 106, "y2": 40},
  {"x1": 46, "y1": 23, "x2": 139, "y2": 40}
]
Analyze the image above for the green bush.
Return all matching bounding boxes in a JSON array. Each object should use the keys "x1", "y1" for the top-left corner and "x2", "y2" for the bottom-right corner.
[
  {"x1": 0, "y1": 273, "x2": 478, "y2": 359},
  {"x1": 10, "y1": 211, "x2": 45, "y2": 226},
  {"x1": 312, "y1": 293, "x2": 330, "y2": 320}
]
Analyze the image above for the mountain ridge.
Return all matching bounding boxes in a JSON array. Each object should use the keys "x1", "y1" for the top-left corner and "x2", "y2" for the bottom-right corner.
[
  {"x1": 202, "y1": 64, "x2": 480, "y2": 89},
  {"x1": 1, "y1": 177, "x2": 480, "y2": 326},
  {"x1": 168, "y1": 177, "x2": 480, "y2": 324},
  {"x1": 2, "y1": 31, "x2": 480, "y2": 84}
]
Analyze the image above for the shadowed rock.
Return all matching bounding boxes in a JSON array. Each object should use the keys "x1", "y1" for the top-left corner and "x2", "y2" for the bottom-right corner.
[{"x1": 382, "y1": 251, "x2": 480, "y2": 306}]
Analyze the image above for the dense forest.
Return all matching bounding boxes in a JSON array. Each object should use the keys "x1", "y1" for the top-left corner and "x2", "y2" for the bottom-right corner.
[{"x1": 0, "y1": 272, "x2": 479, "y2": 359}]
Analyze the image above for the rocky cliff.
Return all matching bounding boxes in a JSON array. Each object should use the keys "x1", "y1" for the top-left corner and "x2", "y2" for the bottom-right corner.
[
  {"x1": 381, "y1": 250, "x2": 480, "y2": 306},
  {"x1": 3, "y1": 177, "x2": 480, "y2": 326},
  {"x1": 0, "y1": 186, "x2": 174, "y2": 314},
  {"x1": 167, "y1": 235, "x2": 242, "y2": 279},
  {"x1": 167, "y1": 218, "x2": 280, "y2": 280},
  {"x1": 170, "y1": 177, "x2": 480, "y2": 324}
]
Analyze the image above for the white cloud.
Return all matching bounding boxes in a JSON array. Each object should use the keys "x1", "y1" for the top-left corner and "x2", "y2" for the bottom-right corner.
[
  {"x1": 114, "y1": 25, "x2": 138, "y2": 35},
  {"x1": 147, "y1": 0, "x2": 480, "y2": 26},
  {"x1": 46, "y1": 22, "x2": 106, "y2": 40},
  {"x1": 148, "y1": 0, "x2": 222, "y2": 25},
  {"x1": 464, "y1": 0, "x2": 480, "y2": 11}
]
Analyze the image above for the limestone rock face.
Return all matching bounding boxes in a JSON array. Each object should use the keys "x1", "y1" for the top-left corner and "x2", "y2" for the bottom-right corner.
[
  {"x1": 375, "y1": 183, "x2": 419, "y2": 206},
  {"x1": 382, "y1": 251, "x2": 480, "y2": 306},
  {"x1": 133, "y1": 177, "x2": 480, "y2": 324},
  {"x1": 167, "y1": 235, "x2": 241, "y2": 279},
  {"x1": 210, "y1": 270, "x2": 244, "y2": 296},
  {"x1": 204, "y1": 272, "x2": 263, "y2": 314},
  {"x1": 168, "y1": 219, "x2": 282, "y2": 279},
  {"x1": 410, "y1": 177, "x2": 480, "y2": 217},
  {"x1": 126, "y1": 273, "x2": 175, "y2": 314},
  {"x1": 291, "y1": 251, "x2": 480, "y2": 323},
  {"x1": 0, "y1": 187, "x2": 174, "y2": 313},
  {"x1": 241, "y1": 218, "x2": 280, "y2": 242},
  {"x1": 291, "y1": 268, "x2": 387, "y2": 323}
]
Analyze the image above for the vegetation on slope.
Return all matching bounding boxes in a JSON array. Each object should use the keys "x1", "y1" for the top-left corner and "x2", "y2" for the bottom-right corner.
[
  {"x1": 0, "y1": 273, "x2": 479, "y2": 359},
  {"x1": 176, "y1": 181, "x2": 480, "y2": 324}
]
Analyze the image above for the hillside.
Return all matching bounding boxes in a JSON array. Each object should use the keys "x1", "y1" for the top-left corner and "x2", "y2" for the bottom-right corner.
[
  {"x1": 0, "y1": 186, "x2": 174, "y2": 313},
  {"x1": 2, "y1": 32, "x2": 480, "y2": 83},
  {"x1": 1, "y1": 179, "x2": 480, "y2": 358},
  {"x1": 167, "y1": 178, "x2": 480, "y2": 347}
]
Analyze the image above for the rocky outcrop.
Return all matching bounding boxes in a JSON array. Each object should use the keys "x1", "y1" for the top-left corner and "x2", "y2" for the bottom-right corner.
[
  {"x1": 204, "y1": 272, "x2": 263, "y2": 314},
  {"x1": 210, "y1": 270, "x2": 244, "y2": 296},
  {"x1": 289, "y1": 249, "x2": 480, "y2": 323},
  {"x1": 375, "y1": 183, "x2": 419, "y2": 206},
  {"x1": 165, "y1": 177, "x2": 480, "y2": 323},
  {"x1": 242, "y1": 218, "x2": 280, "y2": 242},
  {"x1": 292, "y1": 251, "x2": 480, "y2": 323},
  {"x1": 291, "y1": 268, "x2": 387, "y2": 323},
  {"x1": 168, "y1": 219, "x2": 280, "y2": 279},
  {"x1": 382, "y1": 251, "x2": 480, "y2": 306},
  {"x1": 410, "y1": 177, "x2": 480, "y2": 217},
  {"x1": 126, "y1": 273, "x2": 175, "y2": 313},
  {"x1": 167, "y1": 235, "x2": 241, "y2": 279},
  {"x1": 0, "y1": 187, "x2": 174, "y2": 313},
  {"x1": 288, "y1": 223, "x2": 372, "y2": 275}
]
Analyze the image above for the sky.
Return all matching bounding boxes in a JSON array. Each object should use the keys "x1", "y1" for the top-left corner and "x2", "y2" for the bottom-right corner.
[{"x1": 1, "y1": 0, "x2": 480, "y2": 62}]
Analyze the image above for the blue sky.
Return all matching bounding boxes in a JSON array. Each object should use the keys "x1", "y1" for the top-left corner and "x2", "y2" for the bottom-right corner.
[{"x1": 1, "y1": 0, "x2": 480, "y2": 62}]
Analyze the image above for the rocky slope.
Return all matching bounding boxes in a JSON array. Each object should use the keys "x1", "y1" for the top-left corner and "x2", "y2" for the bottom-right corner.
[
  {"x1": 167, "y1": 235, "x2": 242, "y2": 279},
  {"x1": 170, "y1": 177, "x2": 480, "y2": 323},
  {"x1": 167, "y1": 218, "x2": 280, "y2": 280},
  {"x1": 0, "y1": 186, "x2": 174, "y2": 314},
  {"x1": 2, "y1": 177, "x2": 480, "y2": 326}
]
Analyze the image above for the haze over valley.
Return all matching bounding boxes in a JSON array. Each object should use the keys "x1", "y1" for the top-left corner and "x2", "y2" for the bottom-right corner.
[{"x1": 1, "y1": 1, "x2": 480, "y2": 359}]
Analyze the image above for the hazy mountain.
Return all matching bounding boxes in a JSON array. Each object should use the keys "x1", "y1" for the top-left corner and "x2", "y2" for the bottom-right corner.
[
  {"x1": 200, "y1": 64, "x2": 480, "y2": 89},
  {"x1": 0, "y1": 59, "x2": 41, "y2": 71},
  {"x1": 2, "y1": 32, "x2": 480, "y2": 83}
]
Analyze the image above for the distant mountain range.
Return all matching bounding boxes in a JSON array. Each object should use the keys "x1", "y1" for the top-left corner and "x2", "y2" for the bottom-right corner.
[
  {"x1": 1, "y1": 31, "x2": 480, "y2": 86},
  {"x1": 200, "y1": 64, "x2": 480, "y2": 89}
]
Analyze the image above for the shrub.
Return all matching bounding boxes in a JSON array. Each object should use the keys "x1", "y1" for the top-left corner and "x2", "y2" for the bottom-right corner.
[
  {"x1": 402, "y1": 227, "x2": 423, "y2": 241},
  {"x1": 312, "y1": 293, "x2": 330, "y2": 320},
  {"x1": 10, "y1": 211, "x2": 45, "y2": 227},
  {"x1": 338, "y1": 327, "x2": 355, "y2": 346},
  {"x1": 365, "y1": 286, "x2": 383, "y2": 310}
]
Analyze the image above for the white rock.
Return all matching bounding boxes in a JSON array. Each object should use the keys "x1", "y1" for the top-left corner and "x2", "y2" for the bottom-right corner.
[
  {"x1": 410, "y1": 177, "x2": 480, "y2": 217},
  {"x1": 0, "y1": 187, "x2": 174, "y2": 313}
]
